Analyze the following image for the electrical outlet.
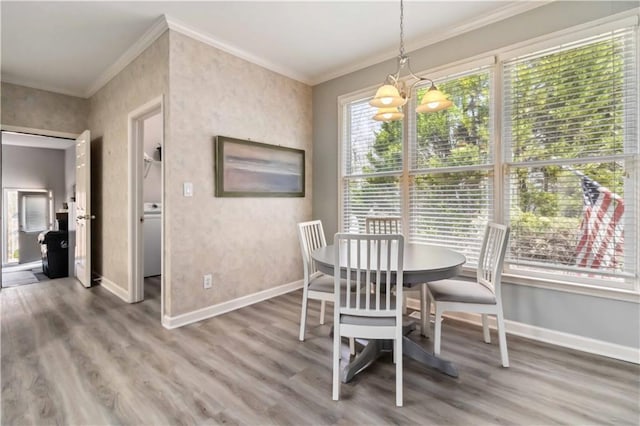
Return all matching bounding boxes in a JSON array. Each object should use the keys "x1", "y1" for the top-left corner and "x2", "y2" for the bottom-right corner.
[{"x1": 203, "y1": 274, "x2": 213, "y2": 289}]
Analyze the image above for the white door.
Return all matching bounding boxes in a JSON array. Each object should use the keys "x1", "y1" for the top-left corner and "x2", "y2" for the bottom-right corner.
[{"x1": 75, "y1": 130, "x2": 92, "y2": 287}]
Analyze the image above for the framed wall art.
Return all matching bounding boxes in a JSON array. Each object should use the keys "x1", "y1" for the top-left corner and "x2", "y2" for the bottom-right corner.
[{"x1": 215, "y1": 136, "x2": 305, "y2": 197}]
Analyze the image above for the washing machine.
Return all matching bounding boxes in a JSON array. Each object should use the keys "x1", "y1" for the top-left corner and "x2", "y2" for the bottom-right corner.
[{"x1": 143, "y1": 202, "x2": 162, "y2": 277}]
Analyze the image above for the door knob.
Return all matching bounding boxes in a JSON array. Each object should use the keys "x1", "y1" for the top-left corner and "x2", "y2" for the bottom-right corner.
[{"x1": 77, "y1": 215, "x2": 96, "y2": 220}]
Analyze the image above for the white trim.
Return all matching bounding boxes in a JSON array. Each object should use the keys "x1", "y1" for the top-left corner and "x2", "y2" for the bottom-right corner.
[
  {"x1": 162, "y1": 280, "x2": 304, "y2": 329},
  {"x1": 85, "y1": 16, "x2": 169, "y2": 98},
  {"x1": 127, "y1": 96, "x2": 164, "y2": 306},
  {"x1": 443, "y1": 311, "x2": 640, "y2": 365},
  {"x1": 93, "y1": 274, "x2": 129, "y2": 303},
  {"x1": 337, "y1": 97, "x2": 345, "y2": 232},
  {"x1": 503, "y1": 273, "x2": 640, "y2": 304},
  {"x1": 312, "y1": 1, "x2": 550, "y2": 85},
  {"x1": 165, "y1": 16, "x2": 310, "y2": 85},
  {"x1": 456, "y1": 269, "x2": 640, "y2": 303},
  {"x1": 0, "y1": 125, "x2": 79, "y2": 140},
  {"x1": 406, "y1": 298, "x2": 638, "y2": 364}
]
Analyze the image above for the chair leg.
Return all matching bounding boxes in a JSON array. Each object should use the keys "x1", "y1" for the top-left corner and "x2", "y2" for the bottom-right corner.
[
  {"x1": 434, "y1": 304, "x2": 443, "y2": 356},
  {"x1": 482, "y1": 314, "x2": 491, "y2": 343},
  {"x1": 497, "y1": 308, "x2": 509, "y2": 367},
  {"x1": 299, "y1": 292, "x2": 308, "y2": 342},
  {"x1": 402, "y1": 293, "x2": 408, "y2": 315},
  {"x1": 349, "y1": 337, "x2": 356, "y2": 356},
  {"x1": 332, "y1": 325, "x2": 341, "y2": 401},
  {"x1": 320, "y1": 300, "x2": 326, "y2": 325},
  {"x1": 395, "y1": 334, "x2": 403, "y2": 407}
]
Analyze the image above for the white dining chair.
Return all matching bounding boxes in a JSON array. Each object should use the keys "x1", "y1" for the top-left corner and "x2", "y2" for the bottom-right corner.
[
  {"x1": 366, "y1": 216, "x2": 425, "y2": 331},
  {"x1": 333, "y1": 232, "x2": 405, "y2": 407},
  {"x1": 297, "y1": 220, "x2": 334, "y2": 341},
  {"x1": 365, "y1": 216, "x2": 401, "y2": 234},
  {"x1": 426, "y1": 222, "x2": 511, "y2": 367}
]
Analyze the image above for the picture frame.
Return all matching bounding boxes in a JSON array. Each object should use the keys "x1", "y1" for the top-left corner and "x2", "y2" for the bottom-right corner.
[{"x1": 215, "y1": 136, "x2": 305, "y2": 197}]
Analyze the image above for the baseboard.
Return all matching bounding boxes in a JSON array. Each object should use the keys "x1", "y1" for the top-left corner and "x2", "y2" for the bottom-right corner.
[
  {"x1": 93, "y1": 274, "x2": 130, "y2": 303},
  {"x1": 405, "y1": 297, "x2": 639, "y2": 364},
  {"x1": 162, "y1": 279, "x2": 304, "y2": 329}
]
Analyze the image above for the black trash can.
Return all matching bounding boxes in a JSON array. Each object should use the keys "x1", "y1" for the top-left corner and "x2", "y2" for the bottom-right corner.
[{"x1": 38, "y1": 231, "x2": 69, "y2": 278}]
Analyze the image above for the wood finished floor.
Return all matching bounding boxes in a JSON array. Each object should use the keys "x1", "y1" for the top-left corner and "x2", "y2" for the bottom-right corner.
[{"x1": 1, "y1": 277, "x2": 639, "y2": 425}]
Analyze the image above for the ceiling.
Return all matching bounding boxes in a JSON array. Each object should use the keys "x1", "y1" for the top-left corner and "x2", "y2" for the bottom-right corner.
[{"x1": 1, "y1": 1, "x2": 545, "y2": 98}]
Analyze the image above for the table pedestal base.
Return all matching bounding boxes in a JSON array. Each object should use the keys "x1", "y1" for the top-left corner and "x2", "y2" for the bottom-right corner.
[{"x1": 341, "y1": 323, "x2": 458, "y2": 383}]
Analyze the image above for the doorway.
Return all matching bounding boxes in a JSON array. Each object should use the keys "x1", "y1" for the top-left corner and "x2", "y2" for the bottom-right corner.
[
  {"x1": 128, "y1": 97, "x2": 164, "y2": 321},
  {"x1": 0, "y1": 131, "x2": 76, "y2": 288}
]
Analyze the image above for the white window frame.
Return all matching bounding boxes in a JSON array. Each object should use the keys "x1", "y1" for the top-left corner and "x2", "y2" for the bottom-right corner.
[
  {"x1": 499, "y1": 17, "x2": 638, "y2": 292},
  {"x1": 338, "y1": 11, "x2": 640, "y2": 300},
  {"x1": 406, "y1": 61, "x2": 496, "y2": 265}
]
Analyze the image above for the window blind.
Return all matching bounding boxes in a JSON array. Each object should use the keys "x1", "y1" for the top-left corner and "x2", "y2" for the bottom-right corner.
[
  {"x1": 503, "y1": 26, "x2": 638, "y2": 285},
  {"x1": 408, "y1": 68, "x2": 494, "y2": 265},
  {"x1": 22, "y1": 194, "x2": 48, "y2": 233},
  {"x1": 503, "y1": 27, "x2": 638, "y2": 161},
  {"x1": 342, "y1": 98, "x2": 403, "y2": 233},
  {"x1": 409, "y1": 171, "x2": 493, "y2": 264}
]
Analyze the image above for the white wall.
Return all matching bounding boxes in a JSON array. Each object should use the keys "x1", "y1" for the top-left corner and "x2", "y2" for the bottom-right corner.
[
  {"x1": 2, "y1": 144, "x2": 67, "y2": 263},
  {"x1": 2, "y1": 145, "x2": 66, "y2": 212},
  {"x1": 1, "y1": 82, "x2": 88, "y2": 134}
]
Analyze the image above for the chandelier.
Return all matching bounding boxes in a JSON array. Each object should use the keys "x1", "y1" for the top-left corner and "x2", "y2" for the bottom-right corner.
[{"x1": 370, "y1": 0, "x2": 452, "y2": 121}]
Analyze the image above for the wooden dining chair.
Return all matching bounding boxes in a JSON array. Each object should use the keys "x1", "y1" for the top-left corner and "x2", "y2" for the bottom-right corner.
[
  {"x1": 426, "y1": 222, "x2": 511, "y2": 367},
  {"x1": 333, "y1": 232, "x2": 405, "y2": 407}
]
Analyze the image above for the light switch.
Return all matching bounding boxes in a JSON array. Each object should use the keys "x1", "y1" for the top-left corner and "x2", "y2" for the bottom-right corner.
[{"x1": 183, "y1": 182, "x2": 193, "y2": 197}]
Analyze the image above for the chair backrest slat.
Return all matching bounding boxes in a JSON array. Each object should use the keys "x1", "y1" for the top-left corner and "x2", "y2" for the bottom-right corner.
[
  {"x1": 297, "y1": 220, "x2": 327, "y2": 279},
  {"x1": 334, "y1": 233, "x2": 404, "y2": 317},
  {"x1": 365, "y1": 216, "x2": 402, "y2": 235},
  {"x1": 477, "y1": 222, "x2": 510, "y2": 298}
]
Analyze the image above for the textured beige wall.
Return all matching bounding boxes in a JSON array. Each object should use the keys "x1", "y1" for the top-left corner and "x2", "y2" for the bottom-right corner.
[
  {"x1": 166, "y1": 31, "x2": 312, "y2": 316},
  {"x1": 88, "y1": 32, "x2": 170, "y2": 290},
  {"x1": 1, "y1": 82, "x2": 88, "y2": 134}
]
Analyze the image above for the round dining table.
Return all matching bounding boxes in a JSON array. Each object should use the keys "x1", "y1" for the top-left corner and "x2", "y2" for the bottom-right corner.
[{"x1": 311, "y1": 242, "x2": 466, "y2": 381}]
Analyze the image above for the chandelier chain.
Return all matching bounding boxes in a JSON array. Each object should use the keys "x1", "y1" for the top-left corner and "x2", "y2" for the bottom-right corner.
[{"x1": 399, "y1": 0, "x2": 405, "y2": 57}]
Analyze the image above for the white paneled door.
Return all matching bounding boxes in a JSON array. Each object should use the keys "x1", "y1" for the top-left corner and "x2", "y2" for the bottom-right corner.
[{"x1": 75, "y1": 130, "x2": 93, "y2": 288}]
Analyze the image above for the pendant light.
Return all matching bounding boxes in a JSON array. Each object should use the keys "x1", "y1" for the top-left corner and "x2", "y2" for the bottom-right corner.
[{"x1": 370, "y1": 0, "x2": 452, "y2": 121}]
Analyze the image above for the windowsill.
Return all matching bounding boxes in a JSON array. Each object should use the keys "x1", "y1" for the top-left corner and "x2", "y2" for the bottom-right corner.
[{"x1": 458, "y1": 268, "x2": 640, "y2": 303}]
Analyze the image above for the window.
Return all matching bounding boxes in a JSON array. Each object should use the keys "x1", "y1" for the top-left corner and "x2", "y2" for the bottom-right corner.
[
  {"x1": 503, "y1": 27, "x2": 637, "y2": 288},
  {"x1": 341, "y1": 65, "x2": 494, "y2": 263},
  {"x1": 341, "y1": 98, "x2": 403, "y2": 233},
  {"x1": 21, "y1": 192, "x2": 50, "y2": 233},
  {"x1": 340, "y1": 18, "x2": 639, "y2": 292},
  {"x1": 408, "y1": 67, "x2": 494, "y2": 264}
]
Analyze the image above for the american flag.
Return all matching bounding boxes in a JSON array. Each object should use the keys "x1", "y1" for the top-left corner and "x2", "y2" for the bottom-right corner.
[{"x1": 575, "y1": 174, "x2": 624, "y2": 270}]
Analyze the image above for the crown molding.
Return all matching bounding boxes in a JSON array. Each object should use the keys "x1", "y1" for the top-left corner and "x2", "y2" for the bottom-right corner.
[
  {"x1": 7, "y1": 1, "x2": 552, "y2": 97},
  {"x1": 309, "y1": 0, "x2": 553, "y2": 86},
  {"x1": 84, "y1": 15, "x2": 170, "y2": 98},
  {"x1": 164, "y1": 16, "x2": 312, "y2": 85},
  {"x1": 1, "y1": 73, "x2": 86, "y2": 98}
]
